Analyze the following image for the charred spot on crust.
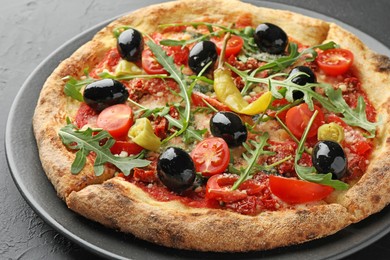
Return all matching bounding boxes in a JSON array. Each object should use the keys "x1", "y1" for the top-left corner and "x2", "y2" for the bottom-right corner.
[
  {"x1": 371, "y1": 194, "x2": 381, "y2": 204},
  {"x1": 373, "y1": 54, "x2": 390, "y2": 73}
]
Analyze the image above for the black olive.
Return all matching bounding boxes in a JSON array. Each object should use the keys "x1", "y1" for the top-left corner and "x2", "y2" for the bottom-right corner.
[
  {"x1": 188, "y1": 41, "x2": 218, "y2": 74},
  {"x1": 253, "y1": 23, "x2": 288, "y2": 54},
  {"x1": 83, "y1": 79, "x2": 129, "y2": 112},
  {"x1": 312, "y1": 140, "x2": 347, "y2": 180},
  {"x1": 288, "y1": 66, "x2": 317, "y2": 100},
  {"x1": 210, "y1": 112, "x2": 247, "y2": 147},
  {"x1": 157, "y1": 147, "x2": 196, "y2": 192},
  {"x1": 117, "y1": 28, "x2": 144, "y2": 62}
]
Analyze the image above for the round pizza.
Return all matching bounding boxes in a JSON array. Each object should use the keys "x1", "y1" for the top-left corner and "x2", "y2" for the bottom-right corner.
[{"x1": 33, "y1": 0, "x2": 390, "y2": 252}]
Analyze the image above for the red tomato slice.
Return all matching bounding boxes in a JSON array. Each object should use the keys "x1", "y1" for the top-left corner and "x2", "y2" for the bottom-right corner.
[
  {"x1": 191, "y1": 137, "x2": 230, "y2": 177},
  {"x1": 191, "y1": 91, "x2": 231, "y2": 111},
  {"x1": 205, "y1": 174, "x2": 247, "y2": 203},
  {"x1": 285, "y1": 103, "x2": 324, "y2": 138},
  {"x1": 141, "y1": 49, "x2": 167, "y2": 75},
  {"x1": 110, "y1": 140, "x2": 143, "y2": 155},
  {"x1": 212, "y1": 35, "x2": 244, "y2": 57},
  {"x1": 269, "y1": 175, "x2": 334, "y2": 204},
  {"x1": 206, "y1": 174, "x2": 264, "y2": 203},
  {"x1": 97, "y1": 104, "x2": 134, "y2": 139},
  {"x1": 316, "y1": 48, "x2": 354, "y2": 76}
]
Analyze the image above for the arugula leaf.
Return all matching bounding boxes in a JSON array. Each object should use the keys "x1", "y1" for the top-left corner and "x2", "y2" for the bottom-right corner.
[
  {"x1": 325, "y1": 88, "x2": 380, "y2": 137},
  {"x1": 294, "y1": 110, "x2": 349, "y2": 190},
  {"x1": 228, "y1": 64, "x2": 379, "y2": 136},
  {"x1": 58, "y1": 124, "x2": 150, "y2": 176},
  {"x1": 232, "y1": 133, "x2": 274, "y2": 190},
  {"x1": 63, "y1": 76, "x2": 94, "y2": 102},
  {"x1": 146, "y1": 40, "x2": 191, "y2": 136}
]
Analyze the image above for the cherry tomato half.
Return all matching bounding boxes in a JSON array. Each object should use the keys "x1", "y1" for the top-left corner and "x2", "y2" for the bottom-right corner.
[
  {"x1": 269, "y1": 175, "x2": 334, "y2": 204},
  {"x1": 191, "y1": 137, "x2": 230, "y2": 177},
  {"x1": 285, "y1": 103, "x2": 324, "y2": 138},
  {"x1": 141, "y1": 49, "x2": 167, "y2": 75},
  {"x1": 97, "y1": 104, "x2": 134, "y2": 139},
  {"x1": 110, "y1": 140, "x2": 143, "y2": 155},
  {"x1": 212, "y1": 35, "x2": 244, "y2": 57},
  {"x1": 191, "y1": 91, "x2": 231, "y2": 111},
  {"x1": 316, "y1": 48, "x2": 354, "y2": 76}
]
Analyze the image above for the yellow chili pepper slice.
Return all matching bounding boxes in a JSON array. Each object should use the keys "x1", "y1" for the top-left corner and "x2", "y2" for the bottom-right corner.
[
  {"x1": 115, "y1": 60, "x2": 142, "y2": 76},
  {"x1": 128, "y1": 118, "x2": 161, "y2": 151},
  {"x1": 214, "y1": 68, "x2": 248, "y2": 112},
  {"x1": 213, "y1": 68, "x2": 272, "y2": 115},
  {"x1": 240, "y1": 91, "x2": 273, "y2": 115}
]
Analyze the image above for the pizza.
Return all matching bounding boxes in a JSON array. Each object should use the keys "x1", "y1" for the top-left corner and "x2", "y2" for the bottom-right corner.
[{"x1": 32, "y1": 0, "x2": 390, "y2": 252}]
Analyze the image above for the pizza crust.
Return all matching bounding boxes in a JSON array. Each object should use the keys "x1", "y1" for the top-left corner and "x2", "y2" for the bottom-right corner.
[
  {"x1": 67, "y1": 177, "x2": 351, "y2": 252},
  {"x1": 32, "y1": 0, "x2": 390, "y2": 252},
  {"x1": 322, "y1": 23, "x2": 390, "y2": 221}
]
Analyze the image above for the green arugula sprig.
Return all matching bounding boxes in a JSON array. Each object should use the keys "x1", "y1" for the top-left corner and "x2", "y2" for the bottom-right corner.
[
  {"x1": 227, "y1": 63, "x2": 379, "y2": 137},
  {"x1": 146, "y1": 39, "x2": 191, "y2": 137},
  {"x1": 294, "y1": 111, "x2": 349, "y2": 190},
  {"x1": 231, "y1": 133, "x2": 274, "y2": 190},
  {"x1": 63, "y1": 75, "x2": 94, "y2": 102},
  {"x1": 58, "y1": 124, "x2": 150, "y2": 176},
  {"x1": 240, "y1": 41, "x2": 337, "y2": 95}
]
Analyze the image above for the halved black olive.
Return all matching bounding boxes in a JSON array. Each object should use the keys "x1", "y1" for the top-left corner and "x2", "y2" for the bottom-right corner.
[
  {"x1": 157, "y1": 147, "x2": 196, "y2": 193},
  {"x1": 312, "y1": 140, "x2": 347, "y2": 180},
  {"x1": 288, "y1": 66, "x2": 317, "y2": 100},
  {"x1": 253, "y1": 23, "x2": 288, "y2": 54},
  {"x1": 188, "y1": 41, "x2": 218, "y2": 74},
  {"x1": 83, "y1": 79, "x2": 129, "y2": 112},
  {"x1": 210, "y1": 112, "x2": 247, "y2": 147},
  {"x1": 117, "y1": 28, "x2": 144, "y2": 62}
]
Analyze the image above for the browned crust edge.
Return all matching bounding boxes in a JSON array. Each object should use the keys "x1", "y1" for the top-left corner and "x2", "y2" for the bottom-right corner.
[{"x1": 32, "y1": 0, "x2": 390, "y2": 252}]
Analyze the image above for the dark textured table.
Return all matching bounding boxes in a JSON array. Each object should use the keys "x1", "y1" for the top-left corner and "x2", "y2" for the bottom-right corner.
[{"x1": 1, "y1": 0, "x2": 390, "y2": 259}]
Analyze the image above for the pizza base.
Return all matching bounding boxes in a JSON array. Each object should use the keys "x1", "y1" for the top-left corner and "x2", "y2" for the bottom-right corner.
[{"x1": 33, "y1": 0, "x2": 390, "y2": 252}]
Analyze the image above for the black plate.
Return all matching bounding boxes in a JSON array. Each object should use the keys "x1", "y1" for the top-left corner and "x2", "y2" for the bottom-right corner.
[{"x1": 5, "y1": 1, "x2": 390, "y2": 259}]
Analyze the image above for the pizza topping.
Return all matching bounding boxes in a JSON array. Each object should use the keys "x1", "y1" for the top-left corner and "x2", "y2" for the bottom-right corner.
[
  {"x1": 211, "y1": 35, "x2": 244, "y2": 57},
  {"x1": 157, "y1": 147, "x2": 196, "y2": 192},
  {"x1": 312, "y1": 140, "x2": 347, "y2": 180},
  {"x1": 288, "y1": 66, "x2": 317, "y2": 100},
  {"x1": 188, "y1": 41, "x2": 218, "y2": 74},
  {"x1": 128, "y1": 118, "x2": 161, "y2": 152},
  {"x1": 205, "y1": 174, "x2": 248, "y2": 203},
  {"x1": 83, "y1": 79, "x2": 129, "y2": 112},
  {"x1": 269, "y1": 175, "x2": 334, "y2": 204},
  {"x1": 210, "y1": 111, "x2": 247, "y2": 147},
  {"x1": 253, "y1": 23, "x2": 289, "y2": 54},
  {"x1": 285, "y1": 103, "x2": 324, "y2": 138},
  {"x1": 117, "y1": 28, "x2": 144, "y2": 62},
  {"x1": 316, "y1": 48, "x2": 354, "y2": 76},
  {"x1": 96, "y1": 104, "x2": 134, "y2": 139},
  {"x1": 114, "y1": 60, "x2": 142, "y2": 76},
  {"x1": 58, "y1": 124, "x2": 150, "y2": 176},
  {"x1": 191, "y1": 137, "x2": 230, "y2": 177},
  {"x1": 317, "y1": 122, "x2": 344, "y2": 143},
  {"x1": 293, "y1": 110, "x2": 349, "y2": 190},
  {"x1": 110, "y1": 140, "x2": 143, "y2": 156}
]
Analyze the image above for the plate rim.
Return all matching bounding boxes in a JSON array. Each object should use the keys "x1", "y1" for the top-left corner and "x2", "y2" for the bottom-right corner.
[{"x1": 5, "y1": 1, "x2": 390, "y2": 259}]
